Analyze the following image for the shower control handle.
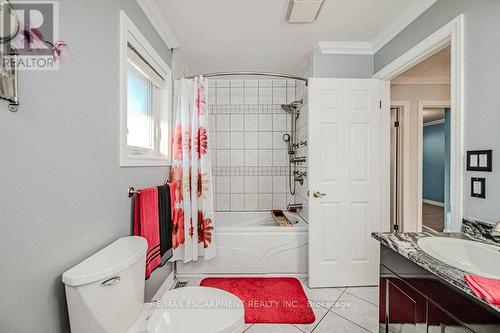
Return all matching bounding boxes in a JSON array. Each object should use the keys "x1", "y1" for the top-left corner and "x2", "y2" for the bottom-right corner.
[{"x1": 313, "y1": 191, "x2": 326, "y2": 198}]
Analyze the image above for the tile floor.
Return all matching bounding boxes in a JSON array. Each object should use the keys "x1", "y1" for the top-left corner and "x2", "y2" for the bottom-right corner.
[{"x1": 175, "y1": 277, "x2": 379, "y2": 333}]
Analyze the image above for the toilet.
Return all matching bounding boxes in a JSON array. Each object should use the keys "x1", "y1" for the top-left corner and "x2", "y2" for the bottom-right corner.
[{"x1": 62, "y1": 236, "x2": 244, "y2": 333}]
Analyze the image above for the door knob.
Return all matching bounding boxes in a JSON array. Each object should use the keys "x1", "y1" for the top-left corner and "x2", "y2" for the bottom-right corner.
[{"x1": 313, "y1": 191, "x2": 326, "y2": 198}]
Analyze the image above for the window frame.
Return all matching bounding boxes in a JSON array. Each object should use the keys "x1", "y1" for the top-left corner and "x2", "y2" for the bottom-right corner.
[{"x1": 120, "y1": 11, "x2": 172, "y2": 167}]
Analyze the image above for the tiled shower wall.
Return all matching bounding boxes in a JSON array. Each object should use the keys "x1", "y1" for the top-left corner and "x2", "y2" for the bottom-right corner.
[
  {"x1": 208, "y1": 79, "x2": 303, "y2": 212},
  {"x1": 293, "y1": 82, "x2": 309, "y2": 222}
]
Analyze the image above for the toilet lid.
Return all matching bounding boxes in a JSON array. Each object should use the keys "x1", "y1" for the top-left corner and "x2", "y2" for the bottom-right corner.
[{"x1": 146, "y1": 286, "x2": 245, "y2": 333}]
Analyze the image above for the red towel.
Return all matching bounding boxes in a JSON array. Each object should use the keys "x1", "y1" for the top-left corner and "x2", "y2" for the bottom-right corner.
[
  {"x1": 169, "y1": 181, "x2": 176, "y2": 220},
  {"x1": 464, "y1": 274, "x2": 500, "y2": 306},
  {"x1": 134, "y1": 187, "x2": 160, "y2": 279}
]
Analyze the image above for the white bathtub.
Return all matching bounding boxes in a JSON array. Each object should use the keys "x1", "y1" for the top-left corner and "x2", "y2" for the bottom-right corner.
[{"x1": 176, "y1": 211, "x2": 308, "y2": 276}]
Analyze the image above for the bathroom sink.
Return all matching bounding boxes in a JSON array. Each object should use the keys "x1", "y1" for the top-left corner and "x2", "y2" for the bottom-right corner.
[{"x1": 417, "y1": 237, "x2": 500, "y2": 279}]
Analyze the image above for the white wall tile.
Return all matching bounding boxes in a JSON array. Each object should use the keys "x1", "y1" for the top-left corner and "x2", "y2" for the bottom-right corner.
[
  {"x1": 245, "y1": 80, "x2": 258, "y2": 87},
  {"x1": 216, "y1": 176, "x2": 230, "y2": 193},
  {"x1": 231, "y1": 80, "x2": 244, "y2": 87},
  {"x1": 230, "y1": 176, "x2": 245, "y2": 193},
  {"x1": 244, "y1": 132, "x2": 259, "y2": 149},
  {"x1": 259, "y1": 150, "x2": 273, "y2": 166},
  {"x1": 273, "y1": 132, "x2": 286, "y2": 149},
  {"x1": 258, "y1": 194, "x2": 273, "y2": 210},
  {"x1": 245, "y1": 176, "x2": 259, "y2": 193},
  {"x1": 245, "y1": 150, "x2": 259, "y2": 166},
  {"x1": 217, "y1": 80, "x2": 230, "y2": 88},
  {"x1": 273, "y1": 150, "x2": 288, "y2": 166},
  {"x1": 230, "y1": 150, "x2": 245, "y2": 166},
  {"x1": 273, "y1": 79, "x2": 287, "y2": 87},
  {"x1": 230, "y1": 115, "x2": 244, "y2": 131},
  {"x1": 216, "y1": 132, "x2": 230, "y2": 149},
  {"x1": 259, "y1": 176, "x2": 273, "y2": 194},
  {"x1": 230, "y1": 132, "x2": 244, "y2": 149},
  {"x1": 216, "y1": 194, "x2": 230, "y2": 211},
  {"x1": 287, "y1": 87, "x2": 296, "y2": 103},
  {"x1": 216, "y1": 115, "x2": 230, "y2": 131},
  {"x1": 209, "y1": 115, "x2": 216, "y2": 133},
  {"x1": 259, "y1": 80, "x2": 272, "y2": 87},
  {"x1": 217, "y1": 87, "x2": 230, "y2": 105},
  {"x1": 273, "y1": 87, "x2": 287, "y2": 104},
  {"x1": 231, "y1": 87, "x2": 244, "y2": 105},
  {"x1": 259, "y1": 87, "x2": 273, "y2": 104},
  {"x1": 245, "y1": 194, "x2": 259, "y2": 210},
  {"x1": 258, "y1": 114, "x2": 273, "y2": 131},
  {"x1": 244, "y1": 87, "x2": 258, "y2": 105},
  {"x1": 273, "y1": 114, "x2": 287, "y2": 131},
  {"x1": 208, "y1": 88, "x2": 216, "y2": 104},
  {"x1": 273, "y1": 176, "x2": 287, "y2": 193},
  {"x1": 258, "y1": 132, "x2": 273, "y2": 149},
  {"x1": 216, "y1": 150, "x2": 230, "y2": 166},
  {"x1": 273, "y1": 194, "x2": 287, "y2": 210},
  {"x1": 231, "y1": 194, "x2": 245, "y2": 210},
  {"x1": 245, "y1": 114, "x2": 258, "y2": 131}
]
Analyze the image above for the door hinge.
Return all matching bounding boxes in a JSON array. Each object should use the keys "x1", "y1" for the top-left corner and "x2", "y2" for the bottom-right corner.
[
  {"x1": 393, "y1": 224, "x2": 399, "y2": 232},
  {"x1": 379, "y1": 100, "x2": 382, "y2": 109},
  {"x1": 394, "y1": 121, "x2": 400, "y2": 128}
]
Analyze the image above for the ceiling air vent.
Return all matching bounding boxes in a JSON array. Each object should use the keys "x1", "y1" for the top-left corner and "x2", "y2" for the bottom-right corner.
[{"x1": 285, "y1": 0, "x2": 324, "y2": 23}]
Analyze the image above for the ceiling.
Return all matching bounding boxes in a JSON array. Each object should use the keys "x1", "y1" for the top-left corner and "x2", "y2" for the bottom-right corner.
[
  {"x1": 156, "y1": 0, "x2": 436, "y2": 75},
  {"x1": 393, "y1": 46, "x2": 451, "y2": 85}
]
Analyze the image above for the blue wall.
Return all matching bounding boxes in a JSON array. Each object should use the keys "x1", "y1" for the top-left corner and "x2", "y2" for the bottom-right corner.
[{"x1": 423, "y1": 122, "x2": 445, "y2": 202}]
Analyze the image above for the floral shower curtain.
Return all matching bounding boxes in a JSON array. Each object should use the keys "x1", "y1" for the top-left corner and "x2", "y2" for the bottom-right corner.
[{"x1": 170, "y1": 77, "x2": 215, "y2": 262}]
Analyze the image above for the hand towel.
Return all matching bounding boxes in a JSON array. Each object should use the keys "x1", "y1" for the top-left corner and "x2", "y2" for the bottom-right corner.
[
  {"x1": 157, "y1": 184, "x2": 172, "y2": 259},
  {"x1": 133, "y1": 187, "x2": 160, "y2": 279},
  {"x1": 169, "y1": 181, "x2": 176, "y2": 220},
  {"x1": 464, "y1": 274, "x2": 500, "y2": 306}
]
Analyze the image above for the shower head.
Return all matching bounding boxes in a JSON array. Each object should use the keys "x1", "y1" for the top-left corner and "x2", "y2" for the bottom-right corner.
[{"x1": 281, "y1": 100, "x2": 303, "y2": 114}]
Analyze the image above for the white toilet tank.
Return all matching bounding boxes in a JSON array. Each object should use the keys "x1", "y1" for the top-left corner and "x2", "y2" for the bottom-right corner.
[{"x1": 62, "y1": 236, "x2": 148, "y2": 333}]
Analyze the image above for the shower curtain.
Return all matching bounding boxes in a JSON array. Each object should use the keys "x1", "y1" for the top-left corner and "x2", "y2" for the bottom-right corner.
[{"x1": 170, "y1": 77, "x2": 216, "y2": 263}]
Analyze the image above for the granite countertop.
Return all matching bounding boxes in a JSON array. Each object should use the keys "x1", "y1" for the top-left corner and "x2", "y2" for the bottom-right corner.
[{"x1": 371, "y1": 230, "x2": 500, "y2": 313}]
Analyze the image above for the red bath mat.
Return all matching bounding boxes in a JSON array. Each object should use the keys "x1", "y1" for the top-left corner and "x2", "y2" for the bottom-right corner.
[{"x1": 200, "y1": 277, "x2": 315, "y2": 324}]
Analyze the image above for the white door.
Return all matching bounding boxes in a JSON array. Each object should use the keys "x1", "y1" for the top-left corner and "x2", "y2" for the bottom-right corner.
[{"x1": 308, "y1": 78, "x2": 383, "y2": 288}]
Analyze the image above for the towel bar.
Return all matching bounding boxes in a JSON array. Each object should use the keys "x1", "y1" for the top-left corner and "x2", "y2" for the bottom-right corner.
[{"x1": 128, "y1": 180, "x2": 170, "y2": 198}]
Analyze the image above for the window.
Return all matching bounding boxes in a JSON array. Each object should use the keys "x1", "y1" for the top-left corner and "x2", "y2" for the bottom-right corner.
[{"x1": 120, "y1": 12, "x2": 171, "y2": 166}]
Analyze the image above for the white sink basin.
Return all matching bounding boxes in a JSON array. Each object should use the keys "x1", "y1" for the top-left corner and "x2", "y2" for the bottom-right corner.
[{"x1": 417, "y1": 237, "x2": 500, "y2": 279}]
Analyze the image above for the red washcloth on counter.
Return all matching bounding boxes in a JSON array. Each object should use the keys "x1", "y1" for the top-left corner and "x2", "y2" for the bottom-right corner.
[
  {"x1": 464, "y1": 274, "x2": 500, "y2": 306},
  {"x1": 133, "y1": 187, "x2": 160, "y2": 279}
]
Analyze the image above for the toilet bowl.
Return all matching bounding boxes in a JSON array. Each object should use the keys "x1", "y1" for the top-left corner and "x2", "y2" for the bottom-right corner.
[{"x1": 62, "y1": 236, "x2": 244, "y2": 333}]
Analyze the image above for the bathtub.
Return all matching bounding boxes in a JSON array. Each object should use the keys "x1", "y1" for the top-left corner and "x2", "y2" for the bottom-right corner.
[{"x1": 176, "y1": 211, "x2": 308, "y2": 277}]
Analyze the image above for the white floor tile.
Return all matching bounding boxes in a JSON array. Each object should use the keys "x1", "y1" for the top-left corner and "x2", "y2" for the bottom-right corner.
[
  {"x1": 330, "y1": 292, "x2": 378, "y2": 333},
  {"x1": 292, "y1": 305, "x2": 328, "y2": 333},
  {"x1": 313, "y1": 311, "x2": 370, "y2": 333},
  {"x1": 302, "y1": 281, "x2": 346, "y2": 309},
  {"x1": 245, "y1": 324, "x2": 302, "y2": 333},
  {"x1": 345, "y1": 286, "x2": 379, "y2": 306}
]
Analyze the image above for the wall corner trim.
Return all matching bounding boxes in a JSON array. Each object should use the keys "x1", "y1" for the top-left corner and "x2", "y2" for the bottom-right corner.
[
  {"x1": 372, "y1": 0, "x2": 438, "y2": 53},
  {"x1": 317, "y1": 41, "x2": 374, "y2": 55},
  {"x1": 136, "y1": 0, "x2": 180, "y2": 50}
]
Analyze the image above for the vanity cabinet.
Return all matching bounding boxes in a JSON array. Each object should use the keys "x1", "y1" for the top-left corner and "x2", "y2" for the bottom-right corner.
[{"x1": 379, "y1": 245, "x2": 500, "y2": 333}]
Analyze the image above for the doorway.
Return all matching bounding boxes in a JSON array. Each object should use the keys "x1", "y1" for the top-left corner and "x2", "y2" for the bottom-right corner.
[{"x1": 421, "y1": 106, "x2": 451, "y2": 232}]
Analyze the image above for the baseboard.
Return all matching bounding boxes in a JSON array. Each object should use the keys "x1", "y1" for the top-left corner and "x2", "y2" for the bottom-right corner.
[
  {"x1": 423, "y1": 199, "x2": 444, "y2": 207},
  {"x1": 151, "y1": 270, "x2": 175, "y2": 300}
]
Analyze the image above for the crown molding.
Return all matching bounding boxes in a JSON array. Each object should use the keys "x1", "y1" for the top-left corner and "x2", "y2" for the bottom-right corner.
[
  {"x1": 318, "y1": 0, "x2": 437, "y2": 55},
  {"x1": 372, "y1": 0, "x2": 437, "y2": 53},
  {"x1": 136, "y1": 0, "x2": 179, "y2": 49},
  {"x1": 318, "y1": 41, "x2": 374, "y2": 55}
]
